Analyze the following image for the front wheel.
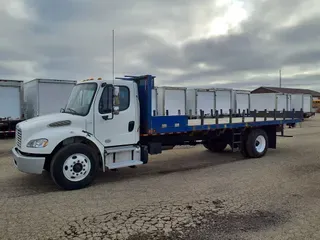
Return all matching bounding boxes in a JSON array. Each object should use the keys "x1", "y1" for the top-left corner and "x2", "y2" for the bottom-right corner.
[{"x1": 50, "y1": 143, "x2": 99, "y2": 190}]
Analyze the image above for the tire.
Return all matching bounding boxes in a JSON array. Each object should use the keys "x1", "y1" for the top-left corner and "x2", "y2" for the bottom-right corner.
[
  {"x1": 239, "y1": 132, "x2": 249, "y2": 158},
  {"x1": 240, "y1": 142, "x2": 250, "y2": 158},
  {"x1": 50, "y1": 143, "x2": 99, "y2": 190},
  {"x1": 203, "y1": 142, "x2": 209, "y2": 150},
  {"x1": 204, "y1": 140, "x2": 228, "y2": 152},
  {"x1": 245, "y1": 129, "x2": 268, "y2": 158}
]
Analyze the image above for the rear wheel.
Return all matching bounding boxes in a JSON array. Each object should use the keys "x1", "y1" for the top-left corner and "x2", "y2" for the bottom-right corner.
[
  {"x1": 204, "y1": 140, "x2": 228, "y2": 152},
  {"x1": 50, "y1": 143, "x2": 99, "y2": 190},
  {"x1": 245, "y1": 129, "x2": 268, "y2": 158},
  {"x1": 239, "y1": 132, "x2": 249, "y2": 158},
  {"x1": 240, "y1": 141, "x2": 250, "y2": 158}
]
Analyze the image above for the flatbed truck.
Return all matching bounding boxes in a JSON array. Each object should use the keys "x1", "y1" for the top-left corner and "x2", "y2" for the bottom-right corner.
[{"x1": 12, "y1": 75, "x2": 303, "y2": 190}]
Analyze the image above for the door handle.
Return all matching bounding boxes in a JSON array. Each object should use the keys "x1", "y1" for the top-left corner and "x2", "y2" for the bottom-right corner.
[{"x1": 128, "y1": 121, "x2": 135, "y2": 132}]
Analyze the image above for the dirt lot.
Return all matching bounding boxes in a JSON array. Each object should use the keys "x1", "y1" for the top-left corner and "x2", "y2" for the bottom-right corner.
[{"x1": 1, "y1": 116, "x2": 320, "y2": 240}]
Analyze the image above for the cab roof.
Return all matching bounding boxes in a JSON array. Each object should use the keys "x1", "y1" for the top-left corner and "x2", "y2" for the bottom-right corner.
[{"x1": 77, "y1": 78, "x2": 129, "y2": 85}]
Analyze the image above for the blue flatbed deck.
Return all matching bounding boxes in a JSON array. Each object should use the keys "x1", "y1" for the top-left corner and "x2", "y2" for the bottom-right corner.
[{"x1": 148, "y1": 116, "x2": 301, "y2": 135}]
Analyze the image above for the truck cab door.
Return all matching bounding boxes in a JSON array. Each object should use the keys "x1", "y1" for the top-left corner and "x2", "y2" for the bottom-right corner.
[{"x1": 94, "y1": 83, "x2": 139, "y2": 147}]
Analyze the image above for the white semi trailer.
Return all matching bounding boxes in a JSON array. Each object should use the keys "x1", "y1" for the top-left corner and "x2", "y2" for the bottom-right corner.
[
  {"x1": 0, "y1": 79, "x2": 24, "y2": 136},
  {"x1": 290, "y1": 94, "x2": 314, "y2": 118},
  {"x1": 250, "y1": 93, "x2": 291, "y2": 112},
  {"x1": 24, "y1": 78, "x2": 77, "y2": 119}
]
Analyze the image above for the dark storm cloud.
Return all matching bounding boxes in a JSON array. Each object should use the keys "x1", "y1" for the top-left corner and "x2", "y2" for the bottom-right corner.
[
  {"x1": 0, "y1": 50, "x2": 31, "y2": 61},
  {"x1": 0, "y1": 0, "x2": 319, "y2": 91},
  {"x1": 182, "y1": 33, "x2": 279, "y2": 72},
  {"x1": 0, "y1": 65, "x2": 20, "y2": 78},
  {"x1": 184, "y1": 73, "x2": 320, "y2": 90},
  {"x1": 284, "y1": 50, "x2": 320, "y2": 65},
  {"x1": 240, "y1": 0, "x2": 309, "y2": 33},
  {"x1": 137, "y1": 0, "x2": 320, "y2": 88},
  {"x1": 27, "y1": 0, "x2": 85, "y2": 22}
]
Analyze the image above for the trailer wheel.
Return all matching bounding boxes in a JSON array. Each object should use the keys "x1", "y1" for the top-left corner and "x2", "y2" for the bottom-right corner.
[
  {"x1": 50, "y1": 143, "x2": 99, "y2": 190},
  {"x1": 245, "y1": 129, "x2": 268, "y2": 158},
  {"x1": 204, "y1": 140, "x2": 228, "y2": 152}
]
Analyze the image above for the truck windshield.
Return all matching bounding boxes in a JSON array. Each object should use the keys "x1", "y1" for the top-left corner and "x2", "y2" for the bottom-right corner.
[{"x1": 64, "y1": 83, "x2": 97, "y2": 116}]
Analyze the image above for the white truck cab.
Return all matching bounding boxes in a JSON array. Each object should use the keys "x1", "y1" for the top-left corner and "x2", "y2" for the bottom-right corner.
[{"x1": 12, "y1": 78, "x2": 144, "y2": 190}]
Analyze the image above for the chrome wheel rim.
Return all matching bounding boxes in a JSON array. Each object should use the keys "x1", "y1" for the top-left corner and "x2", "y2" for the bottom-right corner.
[
  {"x1": 62, "y1": 153, "x2": 91, "y2": 182},
  {"x1": 255, "y1": 135, "x2": 266, "y2": 153}
]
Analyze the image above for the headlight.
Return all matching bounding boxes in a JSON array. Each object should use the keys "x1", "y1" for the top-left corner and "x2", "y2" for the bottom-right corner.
[{"x1": 27, "y1": 138, "x2": 49, "y2": 148}]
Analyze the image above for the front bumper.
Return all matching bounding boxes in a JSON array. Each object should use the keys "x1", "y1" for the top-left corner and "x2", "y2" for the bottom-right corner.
[{"x1": 12, "y1": 147, "x2": 46, "y2": 174}]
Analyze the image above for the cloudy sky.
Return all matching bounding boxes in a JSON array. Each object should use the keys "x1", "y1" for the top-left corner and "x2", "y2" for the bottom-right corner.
[{"x1": 1, "y1": 0, "x2": 320, "y2": 91}]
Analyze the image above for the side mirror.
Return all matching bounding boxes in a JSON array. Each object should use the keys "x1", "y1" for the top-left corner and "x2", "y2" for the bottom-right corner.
[
  {"x1": 113, "y1": 86, "x2": 120, "y2": 115},
  {"x1": 60, "y1": 108, "x2": 65, "y2": 113}
]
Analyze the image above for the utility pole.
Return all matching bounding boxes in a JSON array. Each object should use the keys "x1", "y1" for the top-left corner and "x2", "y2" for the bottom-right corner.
[
  {"x1": 112, "y1": 29, "x2": 115, "y2": 84},
  {"x1": 279, "y1": 69, "x2": 282, "y2": 88}
]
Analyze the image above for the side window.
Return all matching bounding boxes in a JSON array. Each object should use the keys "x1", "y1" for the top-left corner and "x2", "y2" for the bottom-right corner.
[
  {"x1": 118, "y1": 86, "x2": 130, "y2": 111},
  {"x1": 98, "y1": 85, "x2": 130, "y2": 114},
  {"x1": 99, "y1": 85, "x2": 113, "y2": 114}
]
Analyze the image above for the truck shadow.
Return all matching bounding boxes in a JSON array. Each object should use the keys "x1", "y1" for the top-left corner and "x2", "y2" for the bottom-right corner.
[
  {"x1": 5, "y1": 147, "x2": 286, "y2": 194},
  {"x1": 5, "y1": 149, "x2": 244, "y2": 195},
  {"x1": 94, "y1": 149, "x2": 247, "y2": 186},
  {"x1": 94, "y1": 146, "x2": 293, "y2": 187}
]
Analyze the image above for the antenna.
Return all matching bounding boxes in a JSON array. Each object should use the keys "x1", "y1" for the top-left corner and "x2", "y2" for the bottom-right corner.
[
  {"x1": 279, "y1": 69, "x2": 282, "y2": 88},
  {"x1": 112, "y1": 29, "x2": 115, "y2": 84}
]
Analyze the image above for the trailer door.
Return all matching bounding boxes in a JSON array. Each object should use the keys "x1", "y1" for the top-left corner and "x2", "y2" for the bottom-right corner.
[
  {"x1": 303, "y1": 95, "x2": 311, "y2": 112},
  {"x1": 250, "y1": 93, "x2": 276, "y2": 112},
  {"x1": 291, "y1": 94, "x2": 303, "y2": 111},
  {"x1": 287, "y1": 95, "x2": 292, "y2": 111},
  {"x1": 196, "y1": 91, "x2": 215, "y2": 116},
  {"x1": 164, "y1": 89, "x2": 186, "y2": 115},
  {"x1": 215, "y1": 90, "x2": 231, "y2": 114},
  {"x1": 277, "y1": 94, "x2": 287, "y2": 111},
  {"x1": 0, "y1": 86, "x2": 21, "y2": 119},
  {"x1": 236, "y1": 93, "x2": 249, "y2": 113}
]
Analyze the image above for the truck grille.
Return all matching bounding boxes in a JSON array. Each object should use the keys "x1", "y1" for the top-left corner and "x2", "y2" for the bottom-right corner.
[{"x1": 16, "y1": 127, "x2": 22, "y2": 148}]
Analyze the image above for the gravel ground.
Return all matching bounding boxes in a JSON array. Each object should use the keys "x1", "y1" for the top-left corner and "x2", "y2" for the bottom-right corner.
[{"x1": 1, "y1": 116, "x2": 320, "y2": 240}]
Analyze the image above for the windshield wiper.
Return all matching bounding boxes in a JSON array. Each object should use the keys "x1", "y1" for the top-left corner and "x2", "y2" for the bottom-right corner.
[{"x1": 66, "y1": 108, "x2": 80, "y2": 115}]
